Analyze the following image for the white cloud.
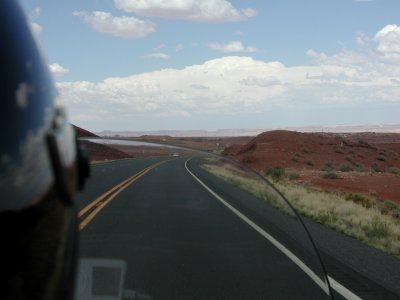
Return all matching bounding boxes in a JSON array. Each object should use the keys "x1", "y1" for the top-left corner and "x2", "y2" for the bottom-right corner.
[
  {"x1": 306, "y1": 49, "x2": 327, "y2": 61},
  {"x1": 114, "y1": 0, "x2": 256, "y2": 22},
  {"x1": 73, "y1": 11, "x2": 155, "y2": 38},
  {"x1": 28, "y1": 7, "x2": 43, "y2": 37},
  {"x1": 58, "y1": 54, "x2": 400, "y2": 126},
  {"x1": 32, "y1": 7, "x2": 41, "y2": 18},
  {"x1": 30, "y1": 22, "x2": 43, "y2": 36},
  {"x1": 57, "y1": 57, "x2": 287, "y2": 124},
  {"x1": 208, "y1": 41, "x2": 257, "y2": 53},
  {"x1": 234, "y1": 30, "x2": 243, "y2": 36},
  {"x1": 175, "y1": 43, "x2": 183, "y2": 52},
  {"x1": 57, "y1": 24, "x2": 400, "y2": 130},
  {"x1": 240, "y1": 76, "x2": 281, "y2": 87},
  {"x1": 374, "y1": 24, "x2": 400, "y2": 62},
  {"x1": 152, "y1": 43, "x2": 165, "y2": 51},
  {"x1": 49, "y1": 63, "x2": 69, "y2": 77},
  {"x1": 142, "y1": 53, "x2": 169, "y2": 59},
  {"x1": 356, "y1": 32, "x2": 370, "y2": 45}
]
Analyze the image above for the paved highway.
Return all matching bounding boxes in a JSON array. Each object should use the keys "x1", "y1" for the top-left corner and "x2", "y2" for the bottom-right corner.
[{"x1": 75, "y1": 156, "x2": 399, "y2": 300}]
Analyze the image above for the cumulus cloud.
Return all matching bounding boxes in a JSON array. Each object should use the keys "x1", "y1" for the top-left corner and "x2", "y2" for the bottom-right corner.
[
  {"x1": 57, "y1": 57, "x2": 287, "y2": 123},
  {"x1": 30, "y1": 22, "x2": 43, "y2": 36},
  {"x1": 356, "y1": 32, "x2": 370, "y2": 45},
  {"x1": 240, "y1": 76, "x2": 281, "y2": 87},
  {"x1": 374, "y1": 24, "x2": 400, "y2": 62},
  {"x1": 190, "y1": 84, "x2": 209, "y2": 90},
  {"x1": 208, "y1": 41, "x2": 257, "y2": 53},
  {"x1": 114, "y1": 0, "x2": 256, "y2": 22},
  {"x1": 49, "y1": 63, "x2": 69, "y2": 77},
  {"x1": 58, "y1": 53, "x2": 400, "y2": 128},
  {"x1": 175, "y1": 43, "x2": 183, "y2": 52},
  {"x1": 57, "y1": 24, "x2": 400, "y2": 130},
  {"x1": 28, "y1": 7, "x2": 43, "y2": 37},
  {"x1": 142, "y1": 53, "x2": 169, "y2": 59},
  {"x1": 234, "y1": 30, "x2": 243, "y2": 36},
  {"x1": 73, "y1": 11, "x2": 155, "y2": 38}
]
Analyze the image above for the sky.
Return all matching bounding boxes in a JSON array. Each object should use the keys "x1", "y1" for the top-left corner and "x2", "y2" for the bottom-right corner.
[{"x1": 18, "y1": 0, "x2": 400, "y2": 132}]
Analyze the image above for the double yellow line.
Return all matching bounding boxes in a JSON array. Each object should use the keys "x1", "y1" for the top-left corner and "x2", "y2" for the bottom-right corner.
[{"x1": 79, "y1": 160, "x2": 168, "y2": 231}]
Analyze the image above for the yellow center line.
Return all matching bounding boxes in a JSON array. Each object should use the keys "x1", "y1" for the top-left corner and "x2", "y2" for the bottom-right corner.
[
  {"x1": 79, "y1": 160, "x2": 169, "y2": 231},
  {"x1": 78, "y1": 165, "x2": 152, "y2": 218}
]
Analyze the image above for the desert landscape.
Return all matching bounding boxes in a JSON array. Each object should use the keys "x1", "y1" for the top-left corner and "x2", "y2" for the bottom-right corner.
[
  {"x1": 74, "y1": 124, "x2": 400, "y2": 256},
  {"x1": 223, "y1": 130, "x2": 400, "y2": 205},
  {"x1": 75, "y1": 125, "x2": 400, "y2": 204}
]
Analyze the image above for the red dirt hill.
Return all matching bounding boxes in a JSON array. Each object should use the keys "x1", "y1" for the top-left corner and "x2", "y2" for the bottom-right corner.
[
  {"x1": 223, "y1": 130, "x2": 400, "y2": 203},
  {"x1": 72, "y1": 124, "x2": 98, "y2": 137},
  {"x1": 224, "y1": 130, "x2": 400, "y2": 172},
  {"x1": 80, "y1": 141, "x2": 131, "y2": 162}
]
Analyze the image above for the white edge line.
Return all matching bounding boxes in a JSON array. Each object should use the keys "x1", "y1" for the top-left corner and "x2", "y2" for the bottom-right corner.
[
  {"x1": 328, "y1": 276, "x2": 362, "y2": 300},
  {"x1": 185, "y1": 159, "x2": 362, "y2": 300}
]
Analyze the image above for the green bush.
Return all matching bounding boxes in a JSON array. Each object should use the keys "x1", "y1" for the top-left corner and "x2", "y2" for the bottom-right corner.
[
  {"x1": 378, "y1": 201, "x2": 400, "y2": 219},
  {"x1": 339, "y1": 164, "x2": 353, "y2": 172},
  {"x1": 334, "y1": 146, "x2": 344, "y2": 154},
  {"x1": 322, "y1": 171, "x2": 340, "y2": 179},
  {"x1": 377, "y1": 155, "x2": 386, "y2": 162},
  {"x1": 305, "y1": 160, "x2": 314, "y2": 166},
  {"x1": 321, "y1": 163, "x2": 334, "y2": 171},
  {"x1": 371, "y1": 164, "x2": 381, "y2": 173},
  {"x1": 385, "y1": 167, "x2": 400, "y2": 175},
  {"x1": 287, "y1": 170, "x2": 300, "y2": 180},
  {"x1": 354, "y1": 164, "x2": 366, "y2": 172},
  {"x1": 265, "y1": 166, "x2": 286, "y2": 180},
  {"x1": 346, "y1": 193, "x2": 373, "y2": 208},
  {"x1": 364, "y1": 218, "x2": 391, "y2": 239}
]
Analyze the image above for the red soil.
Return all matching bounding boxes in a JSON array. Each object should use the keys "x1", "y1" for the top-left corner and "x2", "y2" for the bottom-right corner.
[
  {"x1": 224, "y1": 130, "x2": 400, "y2": 203},
  {"x1": 80, "y1": 141, "x2": 131, "y2": 162},
  {"x1": 73, "y1": 124, "x2": 98, "y2": 137}
]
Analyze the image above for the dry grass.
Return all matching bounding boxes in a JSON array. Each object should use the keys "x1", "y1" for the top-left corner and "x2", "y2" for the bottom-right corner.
[
  {"x1": 202, "y1": 162, "x2": 400, "y2": 258},
  {"x1": 275, "y1": 182, "x2": 400, "y2": 257},
  {"x1": 202, "y1": 164, "x2": 294, "y2": 216}
]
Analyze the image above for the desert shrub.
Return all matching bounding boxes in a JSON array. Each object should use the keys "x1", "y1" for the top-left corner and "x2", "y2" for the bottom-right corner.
[
  {"x1": 346, "y1": 193, "x2": 373, "y2": 208},
  {"x1": 291, "y1": 157, "x2": 299, "y2": 162},
  {"x1": 353, "y1": 164, "x2": 366, "y2": 172},
  {"x1": 358, "y1": 140, "x2": 371, "y2": 147},
  {"x1": 378, "y1": 201, "x2": 400, "y2": 219},
  {"x1": 334, "y1": 146, "x2": 344, "y2": 154},
  {"x1": 265, "y1": 166, "x2": 286, "y2": 180},
  {"x1": 304, "y1": 160, "x2": 314, "y2": 166},
  {"x1": 321, "y1": 163, "x2": 334, "y2": 171},
  {"x1": 286, "y1": 170, "x2": 300, "y2": 180},
  {"x1": 315, "y1": 209, "x2": 338, "y2": 226},
  {"x1": 300, "y1": 147, "x2": 310, "y2": 154},
  {"x1": 364, "y1": 218, "x2": 391, "y2": 239},
  {"x1": 339, "y1": 164, "x2": 353, "y2": 172},
  {"x1": 385, "y1": 166, "x2": 400, "y2": 175},
  {"x1": 371, "y1": 164, "x2": 381, "y2": 173},
  {"x1": 322, "y1": 171, "x2": 340, "y2": 179},
  {"x1": 377, "y1": 155, "x2": 386, "y2": 162}
]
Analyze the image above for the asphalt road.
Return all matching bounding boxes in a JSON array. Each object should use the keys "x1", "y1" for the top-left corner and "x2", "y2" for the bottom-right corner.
[{"x1": 75, "y1": 156, "x2": 399, "y2": 300}]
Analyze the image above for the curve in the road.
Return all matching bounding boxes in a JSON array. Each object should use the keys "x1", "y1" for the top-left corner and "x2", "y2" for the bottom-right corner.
[{"x1": 79, "y1": 159, "x2": 171, "y2": 230}]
